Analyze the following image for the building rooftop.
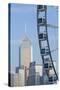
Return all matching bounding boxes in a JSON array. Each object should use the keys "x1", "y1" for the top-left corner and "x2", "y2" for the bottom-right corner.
[{"x1": 20, "y1": 35, "x2": 32, "y2": 46}]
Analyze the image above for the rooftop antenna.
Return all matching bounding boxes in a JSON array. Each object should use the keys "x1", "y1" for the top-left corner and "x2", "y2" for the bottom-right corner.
[
  {"x1": 25, "y1": 23, "x2": 27, "y2": 34},
  {"x1": 24, "y1": 23, "x2": 28, "y2": 38}
]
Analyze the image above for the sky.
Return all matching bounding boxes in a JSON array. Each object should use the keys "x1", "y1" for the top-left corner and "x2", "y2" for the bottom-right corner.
[{"x1": 9, "y1": 3, "x2": 58, "y2": 73}]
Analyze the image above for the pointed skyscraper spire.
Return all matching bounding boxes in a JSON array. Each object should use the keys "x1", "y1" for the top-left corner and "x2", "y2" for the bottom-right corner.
[{"x1": 25, "y1": 23, "x2": 27, "y2": 34}]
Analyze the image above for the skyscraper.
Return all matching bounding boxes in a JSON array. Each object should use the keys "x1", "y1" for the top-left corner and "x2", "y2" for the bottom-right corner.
[
  {"x1": 19, "y1": 35, "x2": 32, "y2": 85},
  {"x1": 27, "y1": 62, "x2": 43, "y2": 85},
  {"x1": 19, "y1": 36, "x2": 32, "y2": 68}
]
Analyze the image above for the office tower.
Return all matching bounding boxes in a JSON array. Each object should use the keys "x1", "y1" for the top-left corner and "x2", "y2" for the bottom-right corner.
[
  {"x1": 14, "y1": 66, "x2": 25, "y2": 86},
  {"x1": 27, "y1": 62, "x2": 43, "y2": 85},
  {"x1": 10, "y1": 73, "x2": 15, "y2": 87},
  {"x1": 19, "y1": 36, "x2": 32, "y2": 68},
  {"x1": 19, "y1": 36, "x2": 33, "y2": 85}
]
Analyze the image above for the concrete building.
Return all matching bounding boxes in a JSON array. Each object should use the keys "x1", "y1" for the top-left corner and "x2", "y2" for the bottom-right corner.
[
  {"x1": 14, "y1": 73, "x2": 19, "y2": 86},
  {"x1": 10, "y1": 73, "x2": 15, "y2": 87},
  {"x1": 14, "y1": 67, "x2": 25, "y2": 86},
  {"x1": 19, "y1": 36, "x2": 33, "y2": 83},
  {"x1": 12, "y1": 35, "x2": 33, "y2": 86},
  {"x1": 19, "y1": 36, "x2": 32, "y2": 68},
  {"x1": 18, "y1": 68, "x2": 25, "y2": 86},
  {"x1": 26, "y1": 62, "x2": 43, "y2": 85}
]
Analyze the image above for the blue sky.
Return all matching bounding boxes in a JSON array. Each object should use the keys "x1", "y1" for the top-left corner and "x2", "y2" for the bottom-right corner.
[{"x1": 10, "y1": 4, "x2": 58, "y2": 73}]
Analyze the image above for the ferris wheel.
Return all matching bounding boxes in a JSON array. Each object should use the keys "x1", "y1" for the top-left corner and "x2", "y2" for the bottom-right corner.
[{"x1": 37, "y1": 5, "x2": 58, "y2": 84}]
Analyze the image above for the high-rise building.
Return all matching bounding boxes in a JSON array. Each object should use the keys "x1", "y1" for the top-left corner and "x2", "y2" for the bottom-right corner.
[
  {"x1": 27, "y1": 62, "x2": 43, "y2": 85},
  {"x1": 19, "y1": 36, "x2": 32, "y2": 68},
  {"x1": 14, "y1": 66, "x2": 25, "y2": 86},
  {"x1": 19, "y1": 36, "x2": 33, "y2": 85},
  {"x1": 10, "y1": 73, "x2": 15, "y2": 87}
]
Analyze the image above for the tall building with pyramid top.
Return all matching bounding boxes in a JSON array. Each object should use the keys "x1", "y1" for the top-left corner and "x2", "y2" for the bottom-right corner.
[{"x1": 19, "y1": 35, "x2": 32, "y2": 69}]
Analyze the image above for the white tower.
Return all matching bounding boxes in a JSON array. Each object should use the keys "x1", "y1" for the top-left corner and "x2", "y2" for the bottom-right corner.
[{"x1": 19, "y1": 24, "x2": 33, "y2": 68}]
